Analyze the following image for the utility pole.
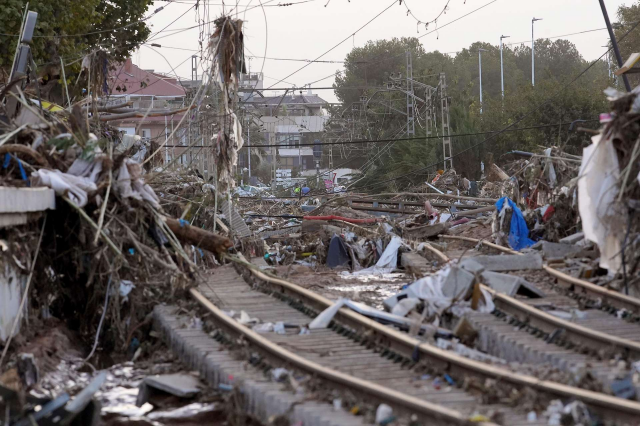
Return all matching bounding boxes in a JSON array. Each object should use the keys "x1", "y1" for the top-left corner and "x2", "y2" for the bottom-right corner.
[
  {"x1": 599, "y1": 0, "x2": 631, "y2": 92},
  {"x1": 440, "y1": 73, "x2": 452, "y2": 170},
  {"x1": 406, "y1": 50, "x2": 415, "y2": 137},
  {"x1": 500, "y1": 35, "x2": 510, "y2": 98},
  {"x1": 478, "y1": 48, "x2": 487, "y2": 113},
  {"x1": 425, "y1": 87, "x2": 434, "y2": 137},
  {"x1": 191, "y1": 55, "x2": 198, "y2": 81},
  {"x1": 532, "y1": 18, "x2": 542, "y2": 86},
  {"x1": 246, "y1": 116, "x2": 251, "y2": 179}
]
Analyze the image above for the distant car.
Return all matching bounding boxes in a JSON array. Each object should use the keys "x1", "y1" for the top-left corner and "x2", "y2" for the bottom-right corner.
[
  {"x1": 332, "y1": 185, "x2": 346, "y2": 193},
  {"x1": 234, "y1": 185, "x2": 266, "y2": 196}
]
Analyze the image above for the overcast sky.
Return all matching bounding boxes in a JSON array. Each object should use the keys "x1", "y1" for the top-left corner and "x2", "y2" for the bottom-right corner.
[{"x1": 138, "y1": 0, "x2": 632, "y2": 102}]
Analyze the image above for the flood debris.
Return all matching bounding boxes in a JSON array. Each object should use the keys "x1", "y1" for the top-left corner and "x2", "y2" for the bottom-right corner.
[
  {"x1": 136, "y1": 373, "x2": 202, "y2": 406},
  {"x1": 0, "y1": 370, "x2": 106, "y2": 426}
]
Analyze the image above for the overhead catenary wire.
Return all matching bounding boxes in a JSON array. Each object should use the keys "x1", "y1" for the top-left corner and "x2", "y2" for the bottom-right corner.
[
  {"x1": 350, "y1": 21, "x2": 640, "y2": 192},
  {"x1": 160, "y1": 120, "x2": 599, "y2": 148},
  {"x1": 305, "y1": 0, "x2": 499, "y2": 87},
  {"x1": 264, "y1": 0, "x2": 398, "y2": 90}
]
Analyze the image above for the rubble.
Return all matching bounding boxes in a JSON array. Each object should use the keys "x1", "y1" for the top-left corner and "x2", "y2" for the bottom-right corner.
[
  {"x1": 480, "y1": 271, "x2": 545, "y2": 298},
  {"x1": 470, "y1": 253, "x2": 543, "y2": 271},
  {"x1": 532, "y1": 240, "x2": 583, "y2": 260}
]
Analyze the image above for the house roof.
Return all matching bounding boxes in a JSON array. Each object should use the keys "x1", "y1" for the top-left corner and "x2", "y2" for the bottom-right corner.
[
  {"x1": 108, "y1": 58, "x2": 186, "y2": 97},
  {"x1": 245, "y1": 93, "x2": 327, "y2": 107}
]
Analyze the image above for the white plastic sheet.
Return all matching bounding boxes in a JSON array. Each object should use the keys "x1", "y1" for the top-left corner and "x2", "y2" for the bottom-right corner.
[
  {"x1": 31, "y1": 169, "x2": 97, "y2": 207},
  {"x1": 308, "y1": 298, "x2": 347, "y2": 329},
  {"x1": 578, "y1": 134, "x2": 626, "y2": 272},
  {"x1": 343, "y1": 236, "x2": 404, "y2": 277}
]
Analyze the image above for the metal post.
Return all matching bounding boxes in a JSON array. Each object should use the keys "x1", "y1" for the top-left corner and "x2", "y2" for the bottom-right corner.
[
  {"x1": 406, "y1": 50, "x2": 415, "y2": 137},
  {"x1": 599, "y1": 0, "x2": 631, "y2": 92},
  {"x1": 478, "y1": 48, "x2": 487, "y2": 113},
  {"x1": 191, "y1": 55, "x2": 198, "y2": 81},
  {"x1": 164, "y1": 116, "x2": 169, "y2": 165},
  {"x1": 532, "y1": 18, "x2": 542, "y2": 86},
  {"x1": 246, "y1": 116, "x2": 251, "y2": 178},
  {"x1": 500, "y1": 35, "x2": 510, "y2": 98},
  {"x1": 440, "y1": 73, "x2": 452, "y2": 171}
]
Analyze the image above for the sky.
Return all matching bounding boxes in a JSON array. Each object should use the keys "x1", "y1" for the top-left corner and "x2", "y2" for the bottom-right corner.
[{"x1": 137, "y1": 0, "x2": 632, "y2": 102}]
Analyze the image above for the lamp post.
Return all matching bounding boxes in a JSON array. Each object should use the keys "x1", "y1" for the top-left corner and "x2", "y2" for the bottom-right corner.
[
  {"x1": 532, "y1": 18, "x2": 542, "y2": 86},
  {"x1": 500, "y1": 35, "x2": 510, "y2": 98},
  {"x1": 478, "y1": 48, "x2": 488, "y2": 113}
]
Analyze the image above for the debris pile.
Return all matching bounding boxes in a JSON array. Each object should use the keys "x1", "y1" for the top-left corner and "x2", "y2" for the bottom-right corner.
[
  {"x1": 577, "y1": 87, "x2": 640, "y2": 291},
  {"x1": 0, "y1": 99, "x2": 232, "y2": 363}
]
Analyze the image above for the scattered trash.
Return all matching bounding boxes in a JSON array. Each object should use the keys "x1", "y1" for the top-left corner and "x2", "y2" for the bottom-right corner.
[
  {"x1": 271, "y1": 368, "x2": 290, "y2": 382},
  {"x1": 375, "y1": 403, "x2": 394, "y2": 425},
  {"x1": 611, "y1": 375, "x2": 637, "y2": 399},
  {"x1": 333, "y1": 398, "x2": 342, "y2": 411},
  {"x1": 136, "y1": 373, "x2": 202, "y2": 406},
  {"x1": 495, "y1": 197, "x2": 534, "y2": 250},
  {"x1": 273, "y1": 321, "x2": 287, "y2": 334}
]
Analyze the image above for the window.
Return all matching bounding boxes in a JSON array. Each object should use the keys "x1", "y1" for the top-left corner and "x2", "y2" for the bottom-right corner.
[
  {"x1": 141, "y1": 129, "x2": 151, "y2": 140},
  {"x1": 118, "y1": 127, "x2": 135, "y2": 135},
  {"x1": 280, "y1": 157, "x2": 294, "y2": 167},
  {"x1": 277, "y1": 133, "x2": 300, "y2": 148}
]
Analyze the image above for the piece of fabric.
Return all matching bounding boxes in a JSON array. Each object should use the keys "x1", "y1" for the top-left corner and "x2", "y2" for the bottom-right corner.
[
  {"x1": 31, "y1": 169, "x2": 97, "y2": 207},
  {"x1": 495, "y1": 197, "x2": 534, "y2": 250},
  {"x1": 326, "y1": 235, "x2": 351, "y2": 268},
  {"x1": 578, "y1": 134, "x2": 626, "y2": 272}
]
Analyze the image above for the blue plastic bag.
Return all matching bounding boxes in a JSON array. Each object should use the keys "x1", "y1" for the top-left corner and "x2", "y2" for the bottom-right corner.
[{"x1": 495, "y1": 197, "x2": 534, "y2": 250}]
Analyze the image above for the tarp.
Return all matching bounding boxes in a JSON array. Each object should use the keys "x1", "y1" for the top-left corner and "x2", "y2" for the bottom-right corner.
[
  {"x1": 326, "y1": 235, "x2": 350, "y2": 268},
  {"x1": 495, "y1": 197, "x2": 534, "y2": 250}
]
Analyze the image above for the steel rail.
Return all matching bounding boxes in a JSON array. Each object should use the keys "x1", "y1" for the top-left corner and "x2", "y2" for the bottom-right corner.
[
  {"x1": 441, "y1": 235, "x2": 640, "y2": 315},
  {"x1": 189, "y1": 287, "x2": 496, "y2": 426},
  {"x1": 227, "y1": 256, "x2": 640, "y2": 422}
]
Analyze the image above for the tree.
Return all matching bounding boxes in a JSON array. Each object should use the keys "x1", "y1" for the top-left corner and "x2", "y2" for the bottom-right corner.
[
  {"x1": 0, "y1": 0, "x2": 152, "y2": 73},
  {"x1": 333, "y1": 36, "x2": 611, "y2": 193}
]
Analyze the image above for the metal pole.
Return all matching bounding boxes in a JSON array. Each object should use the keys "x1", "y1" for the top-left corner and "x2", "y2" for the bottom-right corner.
[
  {"x1": 532, "y1": 18, "x2": 542, "y2": 86},
  {"x1": 247, "y1": 117, "x2": 251, "y2": 178},
  {"x1": 500, "y1": 35, "x2": 509, "y2": 98},
  {"x1": 599, "y1": 0, "x2": 631, "y2": 92},
  {"x1": 478, "y1": 49, "x2": 486, "y2": 114}
]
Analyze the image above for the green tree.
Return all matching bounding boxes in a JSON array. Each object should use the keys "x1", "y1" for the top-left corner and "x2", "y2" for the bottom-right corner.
[
  {"x1": 0, "y1": 0, "x2": 152, "y2": 72},
  {"x1": 333, "y1": 36, "x2": 611, "y2": 193}
]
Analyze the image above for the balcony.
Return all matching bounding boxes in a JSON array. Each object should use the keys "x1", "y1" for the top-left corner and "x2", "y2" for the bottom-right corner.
[{"x1": 279, "y1": 148, "x2": 313, "y2": 157}]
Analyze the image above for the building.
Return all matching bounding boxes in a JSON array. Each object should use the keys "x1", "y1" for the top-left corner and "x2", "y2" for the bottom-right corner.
[
  {"x1": 240, "y1": 73, "x2": 329, "y2": 173},
  {"x1": 103, "y1": 58, "x2": 194, "y2": 165}
]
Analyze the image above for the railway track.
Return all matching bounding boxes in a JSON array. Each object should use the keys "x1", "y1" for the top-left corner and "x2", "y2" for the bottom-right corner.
[
  {"x1": 183, "y1": 255, "x2": 640, "y2": 425},
  {"x1": 438, "y1": 235, "x2": 640, "y2": 397},
  {"x1": 441, "y1": 235, "x2": 640, "y2": 318}
]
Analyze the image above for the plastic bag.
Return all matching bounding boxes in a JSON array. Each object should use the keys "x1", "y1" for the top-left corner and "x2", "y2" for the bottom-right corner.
[{"x1": 495, "y1": 197, "x2": 534, "y2": 250}]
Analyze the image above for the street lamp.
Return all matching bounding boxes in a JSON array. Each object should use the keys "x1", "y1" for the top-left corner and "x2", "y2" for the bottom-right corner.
[
  {"x1": 500, "y1": 35, "x2": 510, "y2": 98},
  {"x1": 532, "y1": 18, "x2": 542, "y2": 86},
  {"x1": 478, "y1": 48, "x2": 488, "y2": 114}
]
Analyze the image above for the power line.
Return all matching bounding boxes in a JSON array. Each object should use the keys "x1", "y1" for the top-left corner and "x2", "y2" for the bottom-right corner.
[
  {"x1": 417, "y1": 0, "x2": 498, "y2": 40},
  {"x1": 351, "y1": 21, "x2": 640, "y2": 192},
  {"x1": 265, "y1": 0, "x2": 397, "y2": 90},
  {"x1": 159, "y1": 120, "x2": 598, "y2": 148},
  {"x1": 147, "y1": 4, "x2": 196, "y2": 43},
  {"x1": 305, "y1": 0, "x2": 499, "y2": 87}
]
